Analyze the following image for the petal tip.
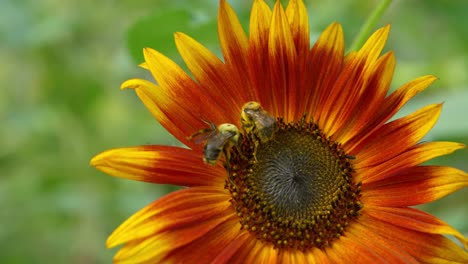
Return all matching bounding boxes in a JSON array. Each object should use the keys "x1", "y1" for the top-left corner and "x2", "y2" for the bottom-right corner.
[{"x1": 90, "y1": 152, "x2": 106, "y2": 167}]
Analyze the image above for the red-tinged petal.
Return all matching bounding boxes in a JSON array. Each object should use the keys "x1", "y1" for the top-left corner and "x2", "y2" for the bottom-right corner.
[
  {"x1": 107, "y1": 187, "x2": 231, "y2": 247},
  {"x1": 363, "y1": 166, "x2": 468, "y2": 206},
  {"x1": 285, "y1": 0, "x2": 309, "y2": 121},
  {"x1": 90, "y1": 146, "x2": 225, "y2": 187},
  {"x1": 346, "y1": 221, "x2": 422, "y2": 263},
  {"x1": 360, "y1": 213, "x2": 468, "y2": 263},
  {"x1": 336, "y1": 52, "x2": 395, "y2": 144},
  {"x1": 289, "y1": 250, "x2": 310, "y2": 264},
  {"x1": 303, "y1": 248, "x2": 329, "y2": 264},
  {"x1": 248, "y1": 0, "x2": 273, "y2": 111},
  {"x1": 285, "y1": 0, "x2": 309, "y2": 56},
  {"x1": 318, "y1": 26, "x2": 390, "y2": 137},
  {"x1": 218, "y1": 0, "x2": 254, "y2": 100},
  {"x1": 121, "y1": 78, "x2": 203, "y2": 150},
  {"x1": 142, "y1": 48, "x2": 228, "y2": 136},
  {"x1": 115, "y1": 214, "x2": 238, "y2": 264},
  {"x1": 175, "y1": 32, "x2": 249, "y2": 125},
  {"x1": 305, "y1": 23, "x2": 344, "y2": 123},
  {"x1": 325, "y1": 234, "x2": 386, "y2": 263},
  {"x1": 253, "y1": 243, "x2": 278, "y2": 264},
  {"x1": 277, "y1": 250, "x2": 292, "y2": 264},
  {"x1": 108, "y1": 187, "x2": 235, "y2": 263},
  {"x1": 210, "y1": 232, "x2": 252, "y2": 264},
  {"x1": 355, "y1": 141, "x2": 465, "y2": 183},
  {"x1": 346, "y1": 75, "x2": 438, "y2": 151},
  {"x1": 353, "y1": 104, "x2": 442, "y2": 168},
  {"x1": 357, "y1": 25, "x2": 391, "y2": 62},
  {"x1": 161, "y1": 216, "x2": 242, "y2": 263},
  {"x1": 269, "y1": 1, "x2": 297, "y2": 120},
  {"x1": 365, "y1": 206, "x2": 468, "y2": 249}
]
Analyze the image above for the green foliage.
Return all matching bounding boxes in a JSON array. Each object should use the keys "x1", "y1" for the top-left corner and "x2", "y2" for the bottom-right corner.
[{"x1": 1, "y1": 0, "x2": 467, "y2": 262}]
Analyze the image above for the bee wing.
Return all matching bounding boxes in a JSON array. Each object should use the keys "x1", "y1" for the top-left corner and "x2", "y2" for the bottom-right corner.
[
  {"x1": 250, "y1": 110, "x2": 276, "y2": 128},
  {"x1": 207, "y1": 131, "x2": 234, "y2": 147},
  {"x1": 189, "y1": 129, "x2": 217, "y2": 144}
]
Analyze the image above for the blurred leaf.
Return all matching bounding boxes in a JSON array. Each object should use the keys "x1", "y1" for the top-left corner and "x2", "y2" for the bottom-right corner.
[{"x1": 127, "y1": 8, "x2": 218, "y2": 64}]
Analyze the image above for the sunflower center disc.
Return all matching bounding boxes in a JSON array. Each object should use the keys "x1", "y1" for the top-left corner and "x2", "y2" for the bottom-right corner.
[{"x1": 226, "y1": 118, "x2": 362, "y2": 250}]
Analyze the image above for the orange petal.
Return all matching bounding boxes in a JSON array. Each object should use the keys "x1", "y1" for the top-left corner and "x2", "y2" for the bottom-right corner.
[
  {"x1": 336, "y1": 52, "x2": 395, "y2": 144},
  {"x1": 90, "y1": 145, "x2": 225, "y2": 187},
  {"x1": 365, "y1": 206, "x2": 468, "y2": 249},
  {"x1": 175, "y1": 32, "x2": 249, "y2": 124},
  {"x1": 325, "y1": 233, "x2": 387, "y2": 263},
  {"x1": 108, "y1": 187, "x2": 234, "y2": 262},
  {"x1": 218, "y1": 0, "x2": 254, "y2": 100},
  {"x1": 363, "y1": 166, "x2": 468, "y2": 206},
  {"x1": 306, "y1": 23, "x2": 344, "y2": 123},
  {"x1": 209, "y1": 231, "x2": 252, "y2": 264},
  {"x1": 250, "y1": 243, "x2": 279, "y2": 263},
  {"x1": 353, "y1": 104, "x2": 442, "y2": 168},
  {"x1": 248, "y1": 0, "x2": 273, "y2": 112},
  {"x1": 357, "y1": 25, "x2": 391, "y2": 63},
  {"x1": 346, "y1": 75, "x2": 438, "y2": 150},
  {"x1": 142, "y1": 48, "x2": 231, "y2": 136},
  {"x1": 161, "y1": 216, "x2": 242, "y2": 263},
  {"x1": 360, "y1": 213, "x2": 468, "y2": 263},
  {"x1": 285, "y1": 0, "x2": 310, "y2": 121},
  {"x1": 318, "y1": 26, "x2": 390, "y2": 137},
  {"x1": 121, "y1": 78, "x2": 201, "y2": 151},
  {"x1": 268, "y1": 1, "x2": 297, "y2": 120},
  {"x1": 285, "y1": 0, "x2": 309, "y2": 57},
  {"x1": 346, "y1": 220, "x2": 423, "y2": 263},
  {"x1": 355, "y1": 141, "x2": 465, "y2": 183}
]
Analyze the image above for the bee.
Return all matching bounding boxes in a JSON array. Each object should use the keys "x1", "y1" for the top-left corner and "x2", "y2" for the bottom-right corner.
[
  {"x1": 241, "y1": 101, "x2": 277, "y2": 142},
  {"x1": 188, "y1": 120, "x2": 240, "y2": 166}
]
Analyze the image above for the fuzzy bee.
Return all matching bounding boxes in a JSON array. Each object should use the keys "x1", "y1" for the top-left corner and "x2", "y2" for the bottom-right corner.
[
  {"x1": 241, "y1": 101, "x2": 277, "y2": 142},
  {"x1": 189, "y1": 120, "x2": 240, "y2": 166}
]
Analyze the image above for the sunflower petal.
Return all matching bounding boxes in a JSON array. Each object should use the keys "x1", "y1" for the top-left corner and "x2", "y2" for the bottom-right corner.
[
  {"x1": 120, "y1": 78, "x2": 205, "y2": 150},
  {"x1": 269, "y1": 1, "x2": 297, "y2": 120},
  {"x1": 347, "y1": 221, "x2": 424, "y2": 263},
  {"x1": 142, "y1": 48, "x2": 237, "y2": 135},
  {"x1": 285, "y1": 0, "x2": 310, "y2": 121},
  {"x1": 306, "y1": 23, "x2": 344, "y2": 122},
  {"x1": 346, "y1": 75, "x2": 438, "y2": 150},
  {"x1": 210, "y1": 232, "x2": 251, "y2": 264},
  {"x1": 218, "y1": 0, "x2": 253, "y2": 100},
  {"x1": 366, "y1": 206, "x2": 468, "y2": 249},
  {"x1": 353, "y1": 103, "x2": 443, "y2": 167},
  {"x1": 363, "y1": 166, "x2": 468, "y2": 206},
  {"x1": 90, "y1": 146, "x2": 225, "y2": 187},
  {"x1": 318, "y1": 26, "x2": 390, "y2": 136},
  {"x1": 251, "y1": 243, "x2": 279, "y2": 263},
  {"x1": 285, "y1": 0, "x2": 309, "y2": 56},
  {"x1": 355, "y1": 141, "x2": 465, "y2": 183},
  {"x1": 175, "y1": 32, "x2": 248, "y2": 124},
  {"x1": 336, "y1": 51, "x2": 395, "y2": 144},
  {"x1": 248, "y1": 0, "x2": 273, "y2": 111},
  {"x1": 326, "y1": 233, "x2": 387, "y2": 263},
  {"x1": 361, "y1": 213, "x2": 468, "y2": 263},
  {"x1": 108, "y1": 187, "x2": 235, "y2": 263},
  {"x1": 161, "y1": 216, "x2": 242, "y2": 263}
]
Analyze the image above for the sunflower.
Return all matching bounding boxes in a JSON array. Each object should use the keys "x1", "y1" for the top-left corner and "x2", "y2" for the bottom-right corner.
[{"x1": 90, "y1": 0, "x2": 468, "y2": 263}]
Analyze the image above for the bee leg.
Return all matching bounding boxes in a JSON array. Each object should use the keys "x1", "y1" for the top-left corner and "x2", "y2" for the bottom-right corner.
[{"x1": 223, "y1": 147, "x2": 232, "y2": 175}]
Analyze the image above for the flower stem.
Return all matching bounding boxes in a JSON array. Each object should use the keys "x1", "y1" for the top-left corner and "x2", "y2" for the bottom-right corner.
[{"x1": 348, "y1": 0, "x2": 393, "y2": 52}]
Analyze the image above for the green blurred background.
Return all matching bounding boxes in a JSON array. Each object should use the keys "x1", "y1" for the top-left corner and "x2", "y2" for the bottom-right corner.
[{"x1": 1, "y1": 0, "x2": 467, "y2": 263}]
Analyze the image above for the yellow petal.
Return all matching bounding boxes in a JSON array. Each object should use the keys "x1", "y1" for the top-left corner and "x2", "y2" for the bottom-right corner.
[{"x1": 90, "y1": 145, "x2": 225, "y2": 187}]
